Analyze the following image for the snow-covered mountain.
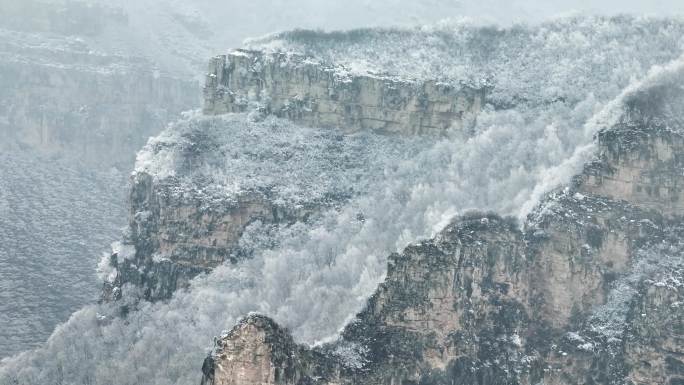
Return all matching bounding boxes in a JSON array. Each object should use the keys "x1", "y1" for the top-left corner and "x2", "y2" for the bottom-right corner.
[{"x1": 2, "y1": 13, "x2": 684, "y2": 385}]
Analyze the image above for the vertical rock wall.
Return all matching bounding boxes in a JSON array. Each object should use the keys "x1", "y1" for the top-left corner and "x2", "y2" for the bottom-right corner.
[
  {"x1": 105, "y1": 173, "x2": 284, "y2": 301},
  {"x1": 203, "y1": 51, "x2": 484, "y2": 135}
]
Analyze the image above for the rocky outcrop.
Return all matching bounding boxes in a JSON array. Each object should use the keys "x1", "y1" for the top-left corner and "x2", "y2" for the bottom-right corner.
[
  {"x1": 201, "y1": 315, "x2": 336, "y2": 385},
  {"x1": 577, "y1": 88, "x2": 684, "y2": 217},
  {"x1": 105, "y1": 19, "x2": 684, "y2": 306},
  {"x1": 106, "y1": 46, "x2": 487, "y2": 302},
  {"x1": 5, "y1": 16, "x2": 684, "y2": 385},
  {"x1": 624, "y1": 271, "x2": 684, "y2": 385},
  {"x1": 102, "y1": 113, "x2": 416, "y2": 302},
  {"x1": 203, "y1": 51, "x2": 484, "y2": 135},
  {"x1": 104, "y1": 173, "x2": 311, "y2": 302},
  {"x1": 201, "y1": 72, "x2": 684, "y2": 385},
  {"x1": 203, "y1": 167, "x2": 682, "y2": 385}
]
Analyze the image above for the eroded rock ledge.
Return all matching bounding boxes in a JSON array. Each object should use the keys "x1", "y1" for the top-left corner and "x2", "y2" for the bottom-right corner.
[
  {"x1": 201, "y1": 71, "x2": 684, "y2": 385},
  {"x1": 203, "y1": 50, "x2": 484, "y2": 135}
]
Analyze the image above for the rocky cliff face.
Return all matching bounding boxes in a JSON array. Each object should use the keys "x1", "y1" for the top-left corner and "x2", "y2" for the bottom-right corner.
[
  {"x1": 203, "y1": 51, "x2": 484, "y2": 135},
  {"x1": 103, "y1": 172, "x2": 278, "y2": 302},
  {"x1": 102, "y1": 113, "x2": 421, "y2": 301},
  {"x1": 89, "y1": 18, "x2": 684, "y2": 384},
  {"x1": 200, "y1": 62, "x2": 684, "y2": 385},
  {"x1": 107, "y1": 44, "x2": 489, "y2": 303},
  {"x1": 200, "y1": 315, "x2": 335, "y2": 385},
  {"x1": 108, "y1": 42, "x2": 489, "y2": 302}
]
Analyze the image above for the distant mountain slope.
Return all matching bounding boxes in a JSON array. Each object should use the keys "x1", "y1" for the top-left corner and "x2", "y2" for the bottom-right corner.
[{"x1": 0, "y1": 150, "x2": 126, "y2": 358}]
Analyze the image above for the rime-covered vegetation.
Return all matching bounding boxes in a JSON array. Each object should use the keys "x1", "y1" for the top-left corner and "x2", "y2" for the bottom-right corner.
[
  {"x1": 247, "y1": 17, "x2": 684, "y2": 107},
  {"x1": 135, "y1": 112, "x2": 429, "y2": 207}
]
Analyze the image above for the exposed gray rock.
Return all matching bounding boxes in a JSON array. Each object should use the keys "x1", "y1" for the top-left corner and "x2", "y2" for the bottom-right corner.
[
  {"x1": 203, "y1": 50, "x2": 484, "y2": 135},
  {"x1": 201, "y1": 314, "x2": 335, "y2": 385},
  {"x1": 624, "y1": 272, "x2": 684, "y2": 385}
]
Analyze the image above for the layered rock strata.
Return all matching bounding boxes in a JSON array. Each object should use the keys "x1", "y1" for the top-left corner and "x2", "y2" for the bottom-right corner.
[
  {"x1": 201, "y1": 71, "x2": 684, "y2": 385},
  {"x1": 109, "y1": 43, "x2": 487, "y2": 303},
  {"x1": 203, "y1": 51, "x2": 485, "y2": 135}
]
